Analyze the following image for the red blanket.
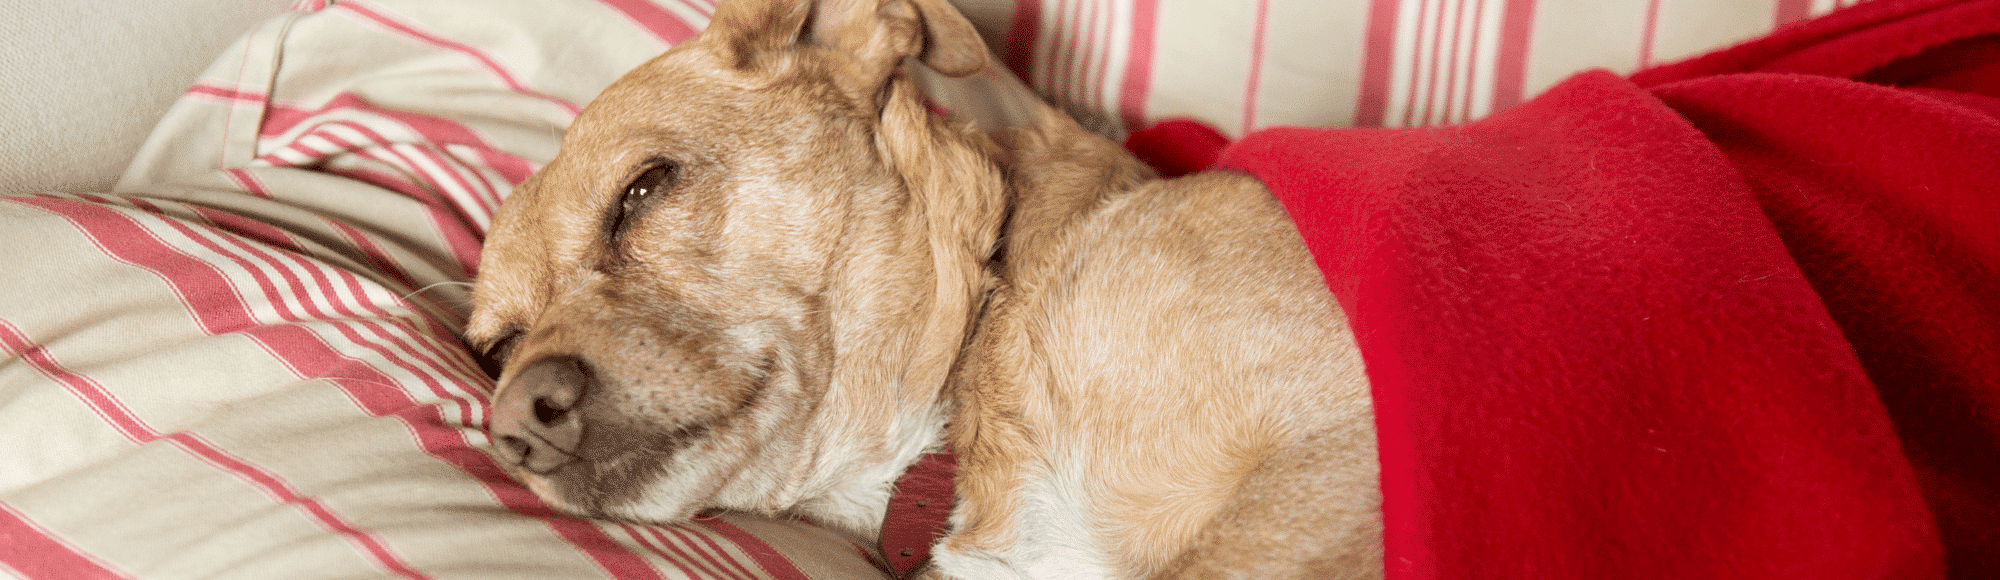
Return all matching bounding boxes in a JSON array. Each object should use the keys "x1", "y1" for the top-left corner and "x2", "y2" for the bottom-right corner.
[{"x1": 1126, "y1": 0, "x2": 2000, "y2": 577}]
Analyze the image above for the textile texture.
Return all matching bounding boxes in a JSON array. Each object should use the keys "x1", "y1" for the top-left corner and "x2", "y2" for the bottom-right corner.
[{"x1": 1186, "y1": 0, "x2": 1998, "y2": 577}]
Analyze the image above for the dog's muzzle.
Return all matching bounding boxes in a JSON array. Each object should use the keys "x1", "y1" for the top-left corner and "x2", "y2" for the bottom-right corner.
[{"x1": 491, "y1": 355, "x2": 593, "y2": 474}]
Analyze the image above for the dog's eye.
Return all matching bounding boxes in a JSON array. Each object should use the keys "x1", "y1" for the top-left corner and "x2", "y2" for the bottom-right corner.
[
  {"x1": 476, "y1": 329, "x2": 523, "y2": 379},
  {"x1": 608, "y1": 159, "x2": 679, "y2": 241}
]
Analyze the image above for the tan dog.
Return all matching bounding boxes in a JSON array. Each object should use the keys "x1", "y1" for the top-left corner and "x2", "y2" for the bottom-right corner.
[
  {"x1": 928, "y1": 102, "x2": 1381, "y2": 580},
  {"x1": 466, "y1": 0, "x2": 1381, "y2": 577}
]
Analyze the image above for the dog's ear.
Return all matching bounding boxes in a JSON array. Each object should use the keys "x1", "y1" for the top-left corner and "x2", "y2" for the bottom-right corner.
[
  {"x1": 881, "y1": 0, "x2": 987, "y2": 78},
  {"x1": 707, "y1": 0, "x2": 987, "y2": 81}
]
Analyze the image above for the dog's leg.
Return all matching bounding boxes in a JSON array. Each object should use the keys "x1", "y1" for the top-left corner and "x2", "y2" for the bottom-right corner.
[
  {"x1": 1154, "y1": 423, "x2": 1385, "y2": 580},
  {"x1": 920, "y1": 282, "x2": 1040, "y2": 580}
]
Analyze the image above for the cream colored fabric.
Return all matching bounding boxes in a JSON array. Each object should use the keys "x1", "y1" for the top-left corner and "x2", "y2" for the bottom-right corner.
[{"x1": 0, "y1": 1, "x2": 293, "y2": 195}]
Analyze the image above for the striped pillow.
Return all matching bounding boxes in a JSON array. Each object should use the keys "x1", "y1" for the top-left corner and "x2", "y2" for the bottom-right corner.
[
  {"x1": 1, "y1": 1, "x2": 881, "y2": 578},
  {"x1": 964, "y1": 0, "x2": 1868, "y2": 135}
]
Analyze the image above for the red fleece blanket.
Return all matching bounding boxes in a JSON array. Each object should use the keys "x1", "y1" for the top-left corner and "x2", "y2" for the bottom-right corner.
[{"x1": 1124, "y1": 0, "x2": 2000, "y2": 578}]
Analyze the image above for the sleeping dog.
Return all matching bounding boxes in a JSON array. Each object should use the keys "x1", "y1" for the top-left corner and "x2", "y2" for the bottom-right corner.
[{"x1": 466, "y1": 0, "x2": 1382, "y2": 577}]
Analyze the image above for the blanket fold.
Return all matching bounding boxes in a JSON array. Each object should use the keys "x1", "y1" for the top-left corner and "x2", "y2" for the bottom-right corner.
[{"x1": 1196, "y1": 0, "x2": 2000, "y2": 578}]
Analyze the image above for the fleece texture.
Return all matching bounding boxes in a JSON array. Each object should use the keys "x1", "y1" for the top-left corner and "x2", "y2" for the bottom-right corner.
[{"x1": 1115, "y1": 0, "x2": 2000, "y2": 577}]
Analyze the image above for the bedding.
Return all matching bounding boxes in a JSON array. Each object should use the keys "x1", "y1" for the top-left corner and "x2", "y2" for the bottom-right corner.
[
  {"x1": 1, "y1": 0, "x2": 1883, "y2": 578},
  {"x1": 1140, "y1": 0, "x2": 1999, "y2": 578}
]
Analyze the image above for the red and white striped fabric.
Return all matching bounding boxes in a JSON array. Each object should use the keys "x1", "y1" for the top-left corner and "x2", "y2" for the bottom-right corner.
[
  {"x1": 964, "y1": 0, "x2": 1867, "y2": 135},
  {"x1": 1, "y1": 0, "x2": 1839, "y2": 578},
  {"x1": 2, "y1": 1, "x2": 884, "y2": 578}
]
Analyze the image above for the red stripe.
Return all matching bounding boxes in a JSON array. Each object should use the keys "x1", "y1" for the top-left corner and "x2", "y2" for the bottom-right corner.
[
  {"x1": 262, "y1": 94, "x2": 541, "y2": 188},
  {"x1": 0, "y1": 316, "x2": 432, "y2": 580},
  {"x1": 680, "y1": 523, "x2": 766, "y2": 580},
  {"x1": 283, "y1": 123, "x2": 487, "y2": 274},
  {"x1": 124, "y1": 198, "x2": 659, "y2": 579},
  {"x1": 133, "y1": 194, "x2": 487, "y2": 434},
  {"x1": 597, "y1": 0, "x2": 703, "y2": 45},
  {"x1": 446, "y1": 143, "x2": 532, "y2": 204},
  {"x1": 624, "y1": 527, "x2": 707, "y2": 578},
  {"x1": 1068, "y1": 0, "x2": 1097, "y2": 111},
  {"x1": 99, "y1": 196, "x2": 484, "y2": 578},
  {"x1": 649, "y1": 527, "x2": 748, "y2": 580},
  {"x1": 1004, "y1": 0, "x2": 1044, "y2": 82},
  {"x1": 1775, "y1": 0, "x2": 1815, "y2": 26},
  {"x1": 153, "y1": 196, "x2": 666, "y2": 580},
  {"x1": 265, "y1": 93, "x2": 538, "y2": 191},
  {"x1": 324, "y1": 218, "x2": 426, "y2": 293},
  {"x1": 335, "y1": 1, "x2": 582, "y2": 115},
  {"x1": 394, "y1": 141, "x2": 501, "y2": 220},
  {"x1": 1491, "y1": 0, "x2": 1536, "y2": 113},
  {"x1": 223, "y1": 168, "x2": 276, "y2": 201},
  {"x1": 695, "y1": 519, "x2": 811, "y2": 580},
  {"x1": 177, "y1": 203, "x2": 490, "y2": 430},
  {"x1": 1049, "y1": 0, "x2": 1079, "y2": 104},
  {"x1": 170, "y1": 432, "x2": 438, "y2": 579},
  {"x1": 0, "y1": 500, "x2": 131, "y2": 580},
  {"x1": 0, "y1": 318, "x2": 155, "y2": 442},
  {"x1": 688, "y1": 524, "x2": 764, "y2": 576},
  {"x1": 312, "y1": 120, "x2": 499, "y2": 220},
  {"x1": 677, "y1": 525, "x2": 768, "y2": 580},
  {"x1": 1639, "y1": 0, "x2": 1663, "y2": 67},
  {"x1": 11, "y1": 196, "x2": 669, "y2": 580},
  {"x1": 1071, "y1": 0, "x2": 1099, "y2": 115},
  {"x1": 204, "y1": 175, "x2": 442, "y2": 322},
  {"x1": 17, "y1": 198, "x2": 252, "y2": 336},
  {"x1": 1088, "y1": 0, "x2": 1113, "y2": 115},
  {"x1": 1355, "y1": 0, "x2": 1402, "y2": 127},
  {"x1": 1242, "y1": 0, "x2": 1272, "y2": 134},
  {"x1": 289, "y1": 154, "x2": 485, "y2": 282},
  {"x1": 1116, "y1": 0, "x2": 1158, "y2": 129},
  {"x1": 188, "y1": 82, "x2": 268, "y2": 103}
]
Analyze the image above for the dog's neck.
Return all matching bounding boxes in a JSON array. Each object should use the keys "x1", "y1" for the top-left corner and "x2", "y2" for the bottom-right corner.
[{"x1": 780, "y1": 75, "x2": 1006, "y2": 544}]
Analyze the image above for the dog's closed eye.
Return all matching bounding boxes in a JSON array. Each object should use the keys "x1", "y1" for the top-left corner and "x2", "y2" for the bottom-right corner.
[
  {"x1": 477, "y1": 327, "x2": 523, "y2": 379},
  {"x1": 607, "y1": 158, "x2": 680, "y2": 243}
]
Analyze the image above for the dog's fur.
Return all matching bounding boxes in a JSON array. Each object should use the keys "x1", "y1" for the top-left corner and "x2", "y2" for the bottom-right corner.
[{"x1": 467, "y1": 0, "x2": 1381, "y2": 578}]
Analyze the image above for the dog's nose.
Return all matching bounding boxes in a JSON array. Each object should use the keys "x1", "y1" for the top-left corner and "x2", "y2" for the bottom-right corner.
[{"x1": 491, "y1": 354, "x2": 591, "y2": 474}]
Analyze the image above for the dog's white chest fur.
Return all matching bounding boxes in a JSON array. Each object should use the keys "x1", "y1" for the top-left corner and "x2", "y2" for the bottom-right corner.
[{"x1": 931, "y1": 452, "x2": 1117, "y2": 579}]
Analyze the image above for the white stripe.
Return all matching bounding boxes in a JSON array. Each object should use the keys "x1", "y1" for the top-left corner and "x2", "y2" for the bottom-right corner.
[
  {"x1": 1449, "y1": 0, "x2": 1480, "y2": 123},
  {"x1": 659, "y1": 0, "x2": 716, "y2": 32},
  {"x1": 1098, "y1": 0, "x2": 1135, "y2": 131},
  {"x1": 443, "y1": 143, "x2": 516, "y2": 210},
  {"x1": 1031, "y1": 0, "x2": 1058, "y2": 93},
  {"x1": 269, "y1": 139, "x2": 329, "y2": 166},
  {"x1": 1385, "y1": 0, "x2": 1424, "y2": 128},
  {"x1": 390, "y1": 142, "x2": 491, "y2": 229},
  {"x1": 1470, "y1": 0, "x2": 1503, "y2": 122}
]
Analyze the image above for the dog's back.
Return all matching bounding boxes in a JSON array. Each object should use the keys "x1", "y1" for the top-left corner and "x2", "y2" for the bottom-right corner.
[{"x1": 931, "y1": 109, "x2": 1382, "y2": 579}]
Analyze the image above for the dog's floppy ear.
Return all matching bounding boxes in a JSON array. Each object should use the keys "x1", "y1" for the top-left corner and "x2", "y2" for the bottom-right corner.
[{"x1": 707, "y1": 0, "x2": 986, "y2": 81}]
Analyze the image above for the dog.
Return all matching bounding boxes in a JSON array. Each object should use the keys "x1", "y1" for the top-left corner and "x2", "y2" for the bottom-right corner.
[{"x1": 466, "y1": 0, "x2": 1382, "y2": 577}]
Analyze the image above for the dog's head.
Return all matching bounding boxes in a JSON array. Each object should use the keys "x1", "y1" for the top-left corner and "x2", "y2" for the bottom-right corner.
[{"x1": 466, "y1": 0, "x2": 1002, "y2": 533}]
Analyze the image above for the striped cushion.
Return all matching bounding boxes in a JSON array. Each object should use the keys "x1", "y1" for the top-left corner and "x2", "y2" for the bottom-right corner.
[
  {"x1": 971, "y1": 0, "x2": 1867, "y2": 134},
  {"x1": 1, "y1": 1, "x2": 880, "y2": 578},
  {"x1": 1, "y1": 0, "x2": 1848, "y2": 578}
]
